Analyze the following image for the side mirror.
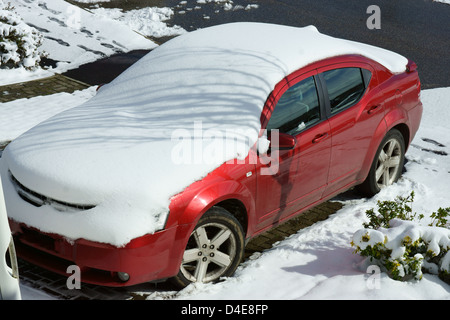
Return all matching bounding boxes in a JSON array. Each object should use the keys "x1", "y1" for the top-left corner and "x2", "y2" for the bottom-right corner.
[{"x1": 269, "y1": 131, "x2": 296, "y2": 150}]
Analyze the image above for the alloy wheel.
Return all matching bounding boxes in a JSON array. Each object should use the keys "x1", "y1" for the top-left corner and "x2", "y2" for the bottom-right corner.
[
  {"x1": 180, "y1": 222, "x2": 238, "y2": 283},
  {"x1": 375, "y1": 138, "x2": 402, "y2": 189}
]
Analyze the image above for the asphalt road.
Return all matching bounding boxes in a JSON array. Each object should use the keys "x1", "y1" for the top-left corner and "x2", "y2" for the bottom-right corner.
[{"x1": 66, "y1": 0, "x2": 449, "y2": 89}]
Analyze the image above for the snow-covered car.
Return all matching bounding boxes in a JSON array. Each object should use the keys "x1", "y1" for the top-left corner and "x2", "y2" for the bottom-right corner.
[
  {"x1": 0, "y1": 23, "x2": 422, "y2": 287},
  {"x1": 0, "y1": 174, "x2": 21, "y2": 300}
]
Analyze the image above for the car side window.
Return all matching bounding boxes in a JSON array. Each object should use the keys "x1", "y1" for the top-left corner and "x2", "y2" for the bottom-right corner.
[
  {"x1": 322, "y1": 67, "x2": 366, "y2": 115},
  {"x1": 266, "y1": 76, "x2": 320, "y2": 135}
]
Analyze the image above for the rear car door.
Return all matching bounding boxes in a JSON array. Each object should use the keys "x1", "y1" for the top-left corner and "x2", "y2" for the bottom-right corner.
[{"x1": 318, "y1": 63, "x2": 387, "y2": 198}]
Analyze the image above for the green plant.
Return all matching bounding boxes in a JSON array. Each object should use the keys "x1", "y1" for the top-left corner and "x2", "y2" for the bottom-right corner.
[
  {"x1": 363, "y1": 191, "x2": 424, "y2": 229},
  {"x1": 352, "y1": 191, "x2": 450, "y2": 284},
  {"x1": 0, "y1": 2, "x2": 45, "y2": 70},
  {"x1": 429, "y1": 207, "x2": 450, "y2": 228}
]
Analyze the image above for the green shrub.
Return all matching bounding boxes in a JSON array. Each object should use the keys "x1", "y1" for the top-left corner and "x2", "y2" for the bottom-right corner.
[
  {"x1": 0, "y1": 2, "x2": 45, "y2": 70},
  {"x1": 363, "y1": 191, "x2": 424, "y2": 229}
]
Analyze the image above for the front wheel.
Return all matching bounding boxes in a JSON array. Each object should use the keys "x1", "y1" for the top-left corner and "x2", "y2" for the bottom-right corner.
[
  {"x1": 357, "y1": 129, "x2": 406, "y2": 196},
  {"x1": 171, "y1": 207, "x2": 245, "y2": 288}
]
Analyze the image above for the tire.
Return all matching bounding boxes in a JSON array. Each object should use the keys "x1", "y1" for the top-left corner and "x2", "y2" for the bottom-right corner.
[
  {"x1": 171, "y1": 207, "x2": 245, "y2": 288},
  {"x1": 357, "y1": 129, "x2": 406, "y2": 197}
]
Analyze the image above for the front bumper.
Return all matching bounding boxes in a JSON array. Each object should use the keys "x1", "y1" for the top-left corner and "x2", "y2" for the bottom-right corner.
[{"x1": 10, "y1": 220, "x2": 193, "y2": 287}]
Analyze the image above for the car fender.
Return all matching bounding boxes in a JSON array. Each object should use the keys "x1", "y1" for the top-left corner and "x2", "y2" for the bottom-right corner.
[
  {"x1": 384, "y1": 107, "x2": 410, "y2": 135},
  {"x1": 178, "y1": 179, "x2": 254, "y2": 229},
  {"x1": 356, "y1": 115, "x2": 388, "y2": 182},
  {"x1": 166, "y1": 179, "x2": 255, "y2": 275}
]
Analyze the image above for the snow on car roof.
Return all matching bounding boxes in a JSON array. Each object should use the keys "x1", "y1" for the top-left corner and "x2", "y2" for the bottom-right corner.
[{"x1": 3, "y1": 23, "x2": 409, "y2": 246}]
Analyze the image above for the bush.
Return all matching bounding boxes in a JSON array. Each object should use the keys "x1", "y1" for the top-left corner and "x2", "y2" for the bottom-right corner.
[
  {"x1": 0, "y1": 2, "x2": 45, "y2": 70},
  {"x1": 352, "y1": 191, "x2": 450, "y2": 283}
]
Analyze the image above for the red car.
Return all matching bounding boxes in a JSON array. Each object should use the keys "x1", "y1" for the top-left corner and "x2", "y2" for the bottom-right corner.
[{"x1": 1, "y1": 23, "x2": 422, "y2": 288}]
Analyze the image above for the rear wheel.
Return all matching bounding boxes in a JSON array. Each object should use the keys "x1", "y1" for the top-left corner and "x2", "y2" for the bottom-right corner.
[
  {"x1": 358, "y1": 129, "x2": 405, "y2": 196},
  {"x1": 171, "y1": 207, "x2": 245, "y2": 288}
]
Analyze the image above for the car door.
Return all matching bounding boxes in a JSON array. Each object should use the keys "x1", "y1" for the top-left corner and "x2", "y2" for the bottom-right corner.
[
  {"x1": 318, "y1": 63, "x2": 386, "y2": 198},
  {"x1": 255, "y1": 71, "x2": 331, "y2": 231}
]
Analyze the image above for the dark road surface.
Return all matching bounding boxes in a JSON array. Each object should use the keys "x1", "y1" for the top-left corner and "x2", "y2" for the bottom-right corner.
[
  {"x1": 67, "y1": 0, "x2": 450, "y2": 89},
  {"x1": 65, "y1": 0, "x2": 450, "y2": 89}
]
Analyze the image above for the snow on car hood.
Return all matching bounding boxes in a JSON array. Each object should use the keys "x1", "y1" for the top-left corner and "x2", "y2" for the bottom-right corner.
[{"x1": 1, "y1": 22, "x2": 408, "y2": 246}]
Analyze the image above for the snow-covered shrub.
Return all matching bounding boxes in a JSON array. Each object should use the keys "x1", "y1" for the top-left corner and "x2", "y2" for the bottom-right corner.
[
  {"x1": 352, "y1": 192, "x2": 450, "y2": 283},
  {"x1": 0, "y1": 2, "x2": 45, "y2": 70}
]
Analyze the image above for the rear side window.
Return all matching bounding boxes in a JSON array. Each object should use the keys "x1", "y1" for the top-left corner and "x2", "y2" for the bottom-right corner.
[
  {"x1": 322, "y1": 68, "x2": 366, "y2": 114},
  {"x1": 266, "y1": 76, "x2": 320, "y2": 135}
]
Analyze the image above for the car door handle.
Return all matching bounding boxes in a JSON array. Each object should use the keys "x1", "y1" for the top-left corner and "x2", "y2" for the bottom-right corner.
[
  {"x1": 312, "y1": 133, "x2": 328, "y2": 143},
  {"x1": 368, "y1": 105, "x2": 381, "y2": 115}
]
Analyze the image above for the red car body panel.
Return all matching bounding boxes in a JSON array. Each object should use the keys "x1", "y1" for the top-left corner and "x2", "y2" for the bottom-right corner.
[{"x1": 10, "y1": 54, "x2": 423, "y2": 286}]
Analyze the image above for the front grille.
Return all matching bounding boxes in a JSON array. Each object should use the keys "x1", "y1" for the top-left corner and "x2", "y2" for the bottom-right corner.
[{"x1": 9, "y1": 170, "x2": 95, "y2": 212}]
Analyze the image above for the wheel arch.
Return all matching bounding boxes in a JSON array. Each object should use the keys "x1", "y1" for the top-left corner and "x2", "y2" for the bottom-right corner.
[
  {"x1": 389, "y1": 122, "x2": 410, "y2": 151},
  {"x1": 177, "y1": 180, "x2": 253, "y2": 237},
  {"x1": 356, "y1": 117, "x2": 387, "y2": 182},
  {"x1": 384, "y1": 104, "x2": 411, "y2": 148},
  {"x1": 212, "y1": 199, "x2": 248, "y2": 239},
  {"x1": 357, "y1": 104, "x2": 411, "y2": 183}
]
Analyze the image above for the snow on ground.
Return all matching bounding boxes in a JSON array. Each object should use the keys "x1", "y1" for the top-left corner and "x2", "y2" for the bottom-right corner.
[
  {"x1": 1, "y1": 0, "x2": 184, "y2": 85},
  {"x1": 177, "y1": 0, "x2": 260, "y2": 21},
  {"x1": 90, "y1": 7, "x2": 186, "y2": 38},
  {"x1": 0, "y1": 87, "x2": 97, "y2": 142},
  {"x1": 12, "y1": 0, "x2": 156, "y2": 69},
  {"x1": 0, "y1": 67, "x2": 54, "y2": 87},
  {"x1": 73, "y1": 0, "x2": 111, "y2": 3},
  {"x1": 1, "y1": 87, "x2": 448, "y2": 299}
]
